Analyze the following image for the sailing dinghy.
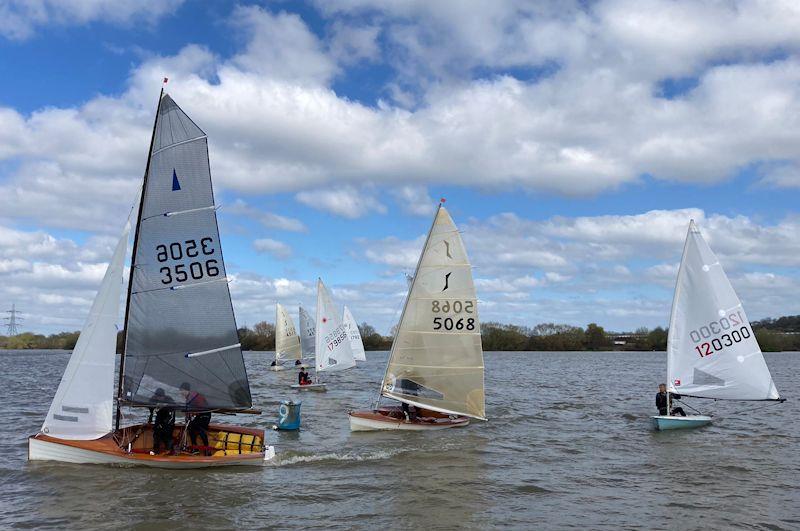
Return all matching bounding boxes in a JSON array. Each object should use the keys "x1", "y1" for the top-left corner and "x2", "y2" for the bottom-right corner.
[
  {"x1": 342, "y1": 305, "x2": 366, "y2": 362},
  {"x1": 272, "y1": 303, "x2": 302, "y2": 371},
  {"x1": 29, "y1": 90, "x2": 275, "y2": 466},
  {"x1": 291, "y1": 279, "x2": 356, "y2": 391},
  {"x1": 349, "y1": 203, "x2": 486, "y2": 431},
  {"x1": 652, "y1": 220, "x2": 783, "y2": 431}
]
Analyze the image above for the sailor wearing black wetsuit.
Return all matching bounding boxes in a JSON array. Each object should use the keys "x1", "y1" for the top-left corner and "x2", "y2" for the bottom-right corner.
[{"x1": 656, "y1": 384, "x2": 686, "y2": 416}]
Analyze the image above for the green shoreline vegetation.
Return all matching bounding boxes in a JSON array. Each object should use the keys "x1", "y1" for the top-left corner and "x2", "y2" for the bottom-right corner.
[{"x1": 2, "y1": 315, "x2": 799, "y2": 352}]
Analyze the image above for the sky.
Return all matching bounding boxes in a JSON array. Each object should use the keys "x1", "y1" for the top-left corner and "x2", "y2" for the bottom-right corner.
[{"x1": 0, "y1": 0, "x2": 798, "y2": 335}]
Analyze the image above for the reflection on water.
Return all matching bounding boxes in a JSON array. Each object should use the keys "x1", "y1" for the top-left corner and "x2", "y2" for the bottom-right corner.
[{"x1": 1, "y1": 349, "x2": 798, "y2": 529}]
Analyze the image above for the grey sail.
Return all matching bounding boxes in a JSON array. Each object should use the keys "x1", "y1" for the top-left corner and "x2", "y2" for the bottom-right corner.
[{"x1": 121, "y1": 94, "x2": 251, "y2": 411}]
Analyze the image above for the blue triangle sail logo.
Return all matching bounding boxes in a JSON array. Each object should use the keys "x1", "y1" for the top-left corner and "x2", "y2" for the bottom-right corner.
[{"x1": 172, "y1": 169, "x2": 181, "y2": 191}]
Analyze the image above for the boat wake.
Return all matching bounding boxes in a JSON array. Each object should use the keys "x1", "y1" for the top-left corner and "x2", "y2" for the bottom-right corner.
[{"x1": 273, "y1": 449, "x2": 402, "y2": 466}]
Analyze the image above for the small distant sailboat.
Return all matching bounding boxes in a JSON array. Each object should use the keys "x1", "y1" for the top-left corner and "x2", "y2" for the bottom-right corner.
[
  {"x1": 652, "y1": 220, "x2": 783, "y2": 431},
  {"x1": 349, "y1": 203, "x2": 486, "y2": 431},
  {"x1": 298, "y1": 304, "x2": 315, "y2": 364},
  {"x1": 28, "y1": 90, "x2": 274, "y2": 466},
  {"x1": 272, "y1": 303, "x2": 302, "y2": 371},
  {"x1": 291, "y1": 279, "x2": 356, "y2": 391},
  {"x1": 342, "y1": 305, "x2": 366, "y2": 362}
]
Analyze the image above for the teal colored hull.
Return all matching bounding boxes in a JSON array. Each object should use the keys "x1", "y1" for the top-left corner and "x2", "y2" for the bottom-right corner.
[{"x1": 652, "y1": 415, "x2": 712, "y2": 431}]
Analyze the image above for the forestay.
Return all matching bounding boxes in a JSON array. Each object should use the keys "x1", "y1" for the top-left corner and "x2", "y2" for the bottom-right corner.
[
  {"x1": 299, "y1": 305, "x2": 315, "y2": 359},
  {"x1": 315, "y1": 279, "x2": 356, "y2": 373},
  {"x1": 381, "y1": 205, "x2": 486, "y2": 420},
  {"x1": 121, "y1": 94, "x2": 252, "y2": 411},
  {"x1": 43, "y1": 224, "x2": 130, "y2": 439},
  {"x1": 342, "y1": 306, "x2": 366, "y2": 362},
  {"x1": 667, "y1": 221, "x2": 780, "y2": 401},
  {"x1": 275, "y1": 303, "x2": 302, "y2": 362}
]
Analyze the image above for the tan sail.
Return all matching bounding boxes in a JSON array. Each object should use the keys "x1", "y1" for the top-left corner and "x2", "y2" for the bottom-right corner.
[
  {"x1": 381, "y1": 205, "x2": 486, "y2": 420},
  {"x1": 275, "y1": 303, "x2": 302, "y2": 362}
]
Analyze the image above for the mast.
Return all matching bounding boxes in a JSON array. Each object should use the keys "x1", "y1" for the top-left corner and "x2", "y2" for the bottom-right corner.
[
  {"x1": 663, "y1": 220, "x2": 693, "y2": 417},
  {"x1": 115, "y1": 88, "x2": 163, "y2": 431},
  {"x1": 373, "y1": 202, "x2": 442, "y2": 409}
]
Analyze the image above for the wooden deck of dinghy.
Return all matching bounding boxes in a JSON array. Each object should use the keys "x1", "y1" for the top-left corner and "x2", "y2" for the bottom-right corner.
[
  {"x1": 29, "y1": 423, "x2": 269, "y2": 467},
  {"x1": 349, "y1": 405, "x2": 470, "y2": 430}
]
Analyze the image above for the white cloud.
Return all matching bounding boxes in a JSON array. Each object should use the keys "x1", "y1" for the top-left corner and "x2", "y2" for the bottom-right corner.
[
  {"x1": 296, "y1": 186, "x2": 387, "y2": 219},
  {"x1": 253, "y1": 238, "x2": 293, "y2": 259},
  {"x1": 227, "y1": 199, "x2": 307, "y2": 233},
  {"x1": 391, "y1": 186, "x2": 436, "y2": 216},
  {"x1": 0, "y1": 0, "x2": 184, "y2": 40}
]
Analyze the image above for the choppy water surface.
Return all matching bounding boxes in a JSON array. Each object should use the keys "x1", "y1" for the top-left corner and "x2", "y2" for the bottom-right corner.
[{"x1": 1, "y1": 350, "x2": 798, "y2": 529}]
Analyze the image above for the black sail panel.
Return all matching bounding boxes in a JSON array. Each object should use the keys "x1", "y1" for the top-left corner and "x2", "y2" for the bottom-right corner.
[{"x1": 121, "y1": 94, "x2": 251, "y2": 411}]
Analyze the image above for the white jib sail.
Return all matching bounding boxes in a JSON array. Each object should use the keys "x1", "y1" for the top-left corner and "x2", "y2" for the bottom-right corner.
[
  {"x1": 315, "y1": 279, "x2": 356, "y2": 373},
  {"x1": 42, "y1": 223, "x2": 130, "y2": 439},
  {"x1": 299, "y1": 304, "x2": 315, "y2": 359},
  {"x1": 275, "y1": 303, "x2": 302, "y2": 362},
  {"x1": 342, "y1": 305, "x2": 366, "y2": 362},
  {"x1": 667, "y1": 220, "x2": 780, "y2": 401},
  {"x1": 381, "y1": 205, "x2": 486, "y2": 420}
]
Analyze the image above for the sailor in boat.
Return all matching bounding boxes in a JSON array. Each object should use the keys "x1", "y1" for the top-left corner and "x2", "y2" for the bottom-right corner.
[
  {"x1": 180, "y1": 382, "x2": 212, "y2": 455},
  {"x1": 298, "y1": 367, "x2": 312, "y2": 386},
  {"x1": 149, "y1": 388, "x2": 175, "y2": 455},
  {"x1": 656, "y1": 384, "x2": 686, "y2": 417},
  {"x1": 295, "y1": 359, "x2": 302, "y2": 366}
]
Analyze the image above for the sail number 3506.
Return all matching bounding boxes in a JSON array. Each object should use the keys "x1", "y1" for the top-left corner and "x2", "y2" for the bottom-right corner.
[{"x1": 156, "y1": 238, "x2": 220, "y2": 285}]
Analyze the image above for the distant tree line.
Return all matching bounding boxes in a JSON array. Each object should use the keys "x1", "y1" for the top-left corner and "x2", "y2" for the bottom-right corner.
[{"x1": 3, "y1": 315, "x2": 799, "y2": 352}]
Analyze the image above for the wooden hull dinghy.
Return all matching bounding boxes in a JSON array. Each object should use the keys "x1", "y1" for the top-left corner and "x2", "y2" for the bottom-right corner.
[
  {"x1": 651, "y1": 415, "x2": 712, "y2": 431},
  {"x1": 349, "y1": 406, "x2": 469, "y2": 431},
  {"x1": 349, "y1": 203, "x2": 487, "y2": 432},
  {"x1": 291, "y1": 383, "x2": 327, "y2": 392},
  {"x1": 28, "y1": 89, "x2": 275, "y2": 468},
  {"x1": 29, "y1": 424, "x2": 274, "y2": 468}
]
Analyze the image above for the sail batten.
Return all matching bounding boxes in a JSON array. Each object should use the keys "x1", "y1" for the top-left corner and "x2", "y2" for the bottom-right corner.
[
  {"x1": 120, "y1": 93, "x2": 252, "y2": 411},
  {"x1": 380, "y1": 206, "x2": 486, "y2": 420},
  {"x1": 666, "y1": 221, "x2": 779, "y2": 401}
]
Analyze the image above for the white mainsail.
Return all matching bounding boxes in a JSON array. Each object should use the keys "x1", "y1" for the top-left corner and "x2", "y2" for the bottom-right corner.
[
  {"x1": 342, "y1": 305, "x2": 366, "y2": 362},
  {"x1": 315, "y1": 279, "x2": 356, "y2": 373},
  {"x1": 42, "y1": 223, "x2": 130, "y2": 439},
  {"x1": 275, "y1": 303, "x2": 302, "y2": 362},
  {"x1": 381, "y1": 205, "x2": 486, "y2": 420},
  {"x1": 667, "y1": 220, "x2": 780, "y2": 401},
  {"x1": 299, "y1": 304, "x2": 315, "y2": 360}
]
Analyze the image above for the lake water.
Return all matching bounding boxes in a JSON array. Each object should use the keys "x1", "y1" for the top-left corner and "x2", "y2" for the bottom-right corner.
[{"x1": 1, "y1": 350, "x2": 798, "y2": 529}]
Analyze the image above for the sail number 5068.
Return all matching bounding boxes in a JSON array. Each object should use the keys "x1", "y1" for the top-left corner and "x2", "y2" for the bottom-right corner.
[
  {"x1": 431, "y1": 300, "x2": 474, "y2": 313},
  {"x1": 433, "y1": 317, "x2": 475, "y2": 331}
]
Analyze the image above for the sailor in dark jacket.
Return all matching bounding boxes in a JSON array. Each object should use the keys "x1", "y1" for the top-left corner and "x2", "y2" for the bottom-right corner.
[
  {"x1": 150, "y1": 388, "x2": 175, "y2": 455},
  {"x1": 656, "y1": 383, "x2": 686, "y2": 416}
]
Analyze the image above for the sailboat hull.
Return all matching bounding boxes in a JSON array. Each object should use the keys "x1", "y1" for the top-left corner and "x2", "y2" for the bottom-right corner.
[
  {"x1": 28, "y1": 423, "x2": 275, "y2": 468},
  {"x1": 291, "y1": 383, "x2": 327, "y2": 392},
  {"x1": 349, "y1": 407, "x2": 470, "y2": 431},
  {"x1": 651, "y1": 415, "x2": 712, "y2": 431}
]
